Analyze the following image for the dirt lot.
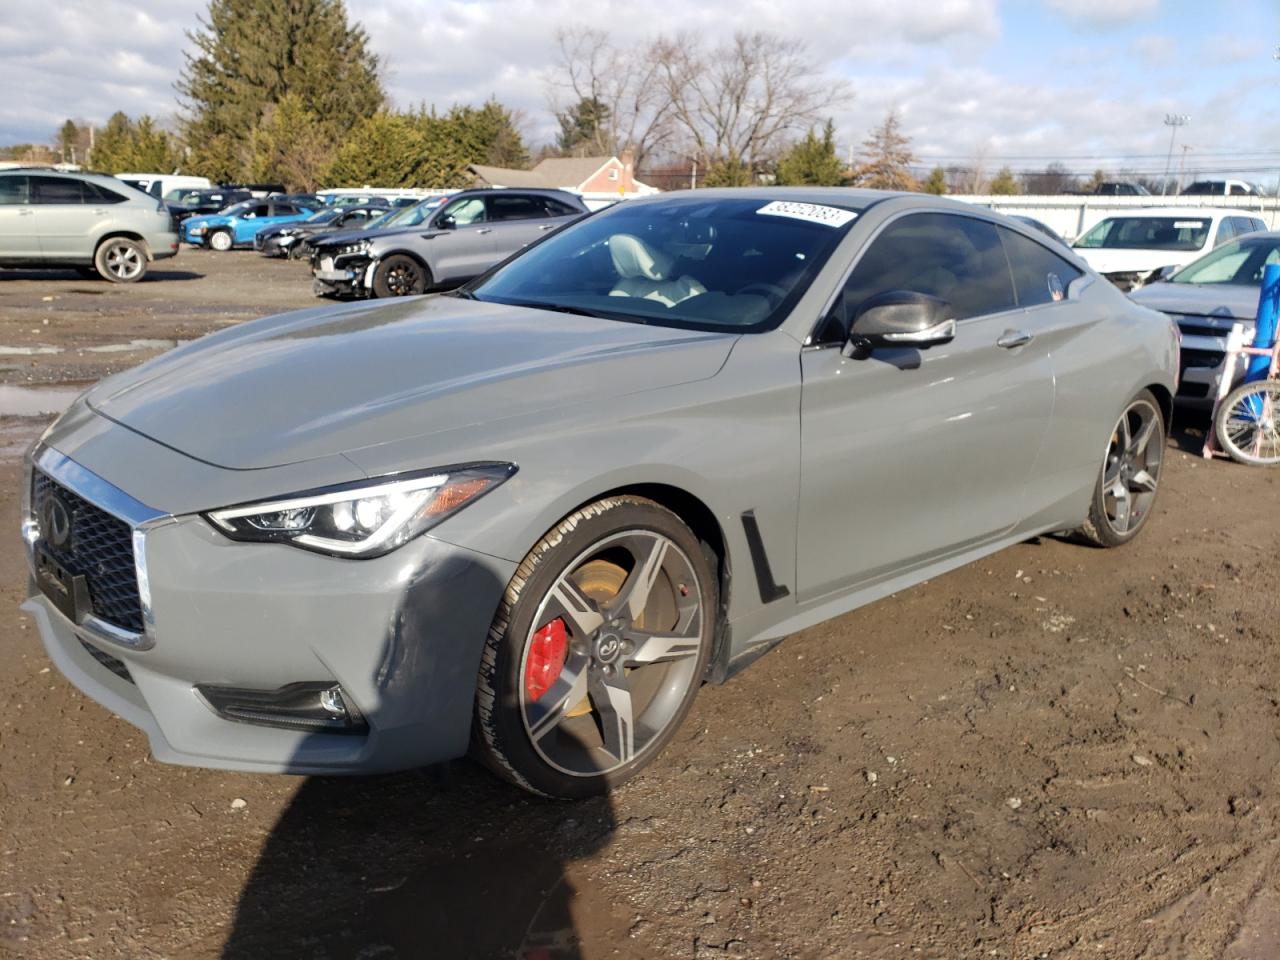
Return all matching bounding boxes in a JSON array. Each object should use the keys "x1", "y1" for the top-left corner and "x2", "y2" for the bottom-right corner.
[{"x1": 2, "y1": 252, "x2": 1279, "y2": 960}]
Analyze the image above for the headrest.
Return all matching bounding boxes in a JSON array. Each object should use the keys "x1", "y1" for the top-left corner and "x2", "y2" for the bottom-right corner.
[{"x1": 609, "y1": 233, "x2": 675, "y2": 281}]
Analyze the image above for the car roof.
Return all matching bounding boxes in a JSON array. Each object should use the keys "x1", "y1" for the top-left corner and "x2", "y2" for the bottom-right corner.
[{"x1": 1088, "y1": 207, "x2": 1250, "y2": 219}]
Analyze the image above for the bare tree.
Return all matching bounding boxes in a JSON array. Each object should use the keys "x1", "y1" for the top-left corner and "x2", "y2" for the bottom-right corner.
[
  {"x1": 1021, "y1": 161, "x2": 1077, "y2": 195},
  {"x1": 852, "y1": 110, "x2": 917, "y2": 191},
  {"x1": 650, "y1": 32, "x2": 849, "y2": 176},
  {"x1": 548, "y1": 28, "x2": 674, "y2": 166}
]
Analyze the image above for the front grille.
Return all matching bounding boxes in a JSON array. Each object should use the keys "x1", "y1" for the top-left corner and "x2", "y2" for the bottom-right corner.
[
  {"x1": 79, "y1": 638, "x2": 134, "y2": 684},
  {"x1": 33, "y1": 472, "x2": 144, "y2": 634},
  {"x1": 1180, "y1": 347, "x2": 1224, "y2": 370}
]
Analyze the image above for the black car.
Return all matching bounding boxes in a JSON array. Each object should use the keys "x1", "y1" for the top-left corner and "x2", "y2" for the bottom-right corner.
[
  {"x1": 255, "y1": 204, "x2": 391, "y2": 258},
  {"x1": 167, "y1": 188, "x2": 253, "y2": 225}
]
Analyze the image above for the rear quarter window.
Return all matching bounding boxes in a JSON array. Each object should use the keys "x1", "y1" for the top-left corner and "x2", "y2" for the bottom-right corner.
[{"x1": 999, "y1": 227, "x2": 1083, "y2": 307}]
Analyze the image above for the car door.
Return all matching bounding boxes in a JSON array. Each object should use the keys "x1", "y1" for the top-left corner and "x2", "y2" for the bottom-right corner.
[
  {"x1": 0, "y1": 175, "x2": 40, "y2": 259},
  {"x1": 231, "y1": 202, "x2": 272, "y2": 243},
  {"x1": 424, "y1": 195, "x2": 495, "y2": 281},
  {"x1": 28, "y1": 176, "x2": 103, "y2": 259},
  {"x1": 796, "y1": 212, "x2": 1055, "y2": 602},
  {"x1": 484, "y1": 194, "x2": 575, "y2": 258}
]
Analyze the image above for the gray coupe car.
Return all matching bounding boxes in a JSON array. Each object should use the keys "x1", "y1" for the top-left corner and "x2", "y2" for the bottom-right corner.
[{"x1": 22, "y1": 189, "x2": 1178, "y2": 797}]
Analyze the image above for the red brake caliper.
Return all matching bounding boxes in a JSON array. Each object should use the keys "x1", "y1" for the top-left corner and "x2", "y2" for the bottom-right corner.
[{"x1": 525, "y1": 618, "x2": 568, "y2": 702}]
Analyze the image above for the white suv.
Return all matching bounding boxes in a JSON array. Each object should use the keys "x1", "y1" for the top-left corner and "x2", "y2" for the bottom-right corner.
[{"x1": 0, "y1": 169, "x2": 179, "y2": 282}]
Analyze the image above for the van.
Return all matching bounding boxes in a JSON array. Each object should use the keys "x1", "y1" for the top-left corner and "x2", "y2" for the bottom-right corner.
[{"x1": 114, "y1": 173, "x2": 212, "y2": 200}]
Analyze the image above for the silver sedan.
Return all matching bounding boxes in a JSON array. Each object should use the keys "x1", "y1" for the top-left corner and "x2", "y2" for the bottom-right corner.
[{"x1": 22, "y1": 189, "x2": 1178, "y2": 797}]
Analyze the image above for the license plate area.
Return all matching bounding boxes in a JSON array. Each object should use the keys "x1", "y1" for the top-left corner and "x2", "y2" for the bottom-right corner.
[{"x1": 35, "y1": 545, "x2": 92, "y2": 625}]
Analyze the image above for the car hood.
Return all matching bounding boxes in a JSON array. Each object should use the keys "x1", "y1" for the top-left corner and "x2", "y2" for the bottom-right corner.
[
  {"x1": 85, "y1": 296, "x2": 737, "y2": 470},
  {"x1": 1073, "y1": 248, "x2": 1204, "y2": 275},
  {"x1": 1129, "y1": 282, "x2": 1260, "y2": 321},
  {"x1": 312, "y1": 224, "x2": 436, "y2": 248}
]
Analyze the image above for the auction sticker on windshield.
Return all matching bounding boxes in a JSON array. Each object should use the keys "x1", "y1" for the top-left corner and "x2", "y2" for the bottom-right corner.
[{"x1": 756, "y1": 201, "x2": 858, "y2": 228}]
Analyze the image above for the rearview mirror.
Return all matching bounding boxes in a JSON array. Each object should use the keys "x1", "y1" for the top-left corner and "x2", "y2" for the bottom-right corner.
[{"x1": 841, "y1": 291, "x2": 956, "y2": 359}]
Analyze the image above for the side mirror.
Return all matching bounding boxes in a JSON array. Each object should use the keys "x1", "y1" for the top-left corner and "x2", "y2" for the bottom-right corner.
[
  {"x1": 1156, "y1": 265, "x2": 1177, "y2": 282},
  {"x1": 841, "y1": 291, "x2": 956, "y2": 360},
  {"x1": 436, "y1": 214, "x2": 456, "y2": 230}
]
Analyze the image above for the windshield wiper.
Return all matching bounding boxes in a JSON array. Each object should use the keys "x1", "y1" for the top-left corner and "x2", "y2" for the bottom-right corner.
[{"x1": 494, "y1": 298, "x2": 616, "y2": 319}]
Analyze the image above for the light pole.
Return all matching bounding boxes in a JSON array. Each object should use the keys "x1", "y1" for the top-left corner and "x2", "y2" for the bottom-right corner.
[{"x1": 1162, "y1": 114, "x2": 1189, "y2": 196}]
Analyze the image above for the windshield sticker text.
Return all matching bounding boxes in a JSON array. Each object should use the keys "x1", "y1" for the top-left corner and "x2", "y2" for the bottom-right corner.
[{"x1": 756, "y1": 201, "x2": 857, "y2": 229}]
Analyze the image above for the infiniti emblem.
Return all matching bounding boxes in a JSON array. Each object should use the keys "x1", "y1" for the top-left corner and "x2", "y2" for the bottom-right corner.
[{"x1": 41, "y1": 496, "x2": 72, "y2": 549}]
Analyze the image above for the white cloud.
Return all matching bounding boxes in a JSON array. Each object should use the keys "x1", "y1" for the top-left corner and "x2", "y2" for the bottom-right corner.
[{"x1": 1043, "y1": 0, "x2": 1159, "y2": 25}]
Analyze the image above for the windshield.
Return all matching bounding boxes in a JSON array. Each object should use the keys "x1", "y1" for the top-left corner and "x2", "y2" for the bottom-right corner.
[
  {"x1": 303, "y1": 208, "x2": 342, "y2": 224},
  {"x1": 1170, "y1": 235, "x2": 1280, "y2": 286},
  {"x1": 1074, "y1": 216, "x2": 1211, "y2": 252},
  {"x1": 164, "y1": 188, "x2": 199, "y2": 202},
  {"x1": 371, "y1": 200, "x2": 436, "y2": 229},
  {"x1": 217, "y1": 201, "x2": 254, "y2": 217},
  {"x1": 470, "y1": 196, "x2": 860, "y2": 332}
]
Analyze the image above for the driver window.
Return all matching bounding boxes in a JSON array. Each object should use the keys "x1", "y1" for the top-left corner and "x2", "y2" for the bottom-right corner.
[
  {"x1": 827, "y1": 213, "x2": 1016, "y2": 341},
  {"x1": 438, "y1": 197, "x2": 486, "y2": 226}
]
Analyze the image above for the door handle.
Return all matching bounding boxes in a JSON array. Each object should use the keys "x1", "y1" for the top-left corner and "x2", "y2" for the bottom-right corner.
[
  {"x1": 475, "y1": 227, "x2": 492, "y2": 235},
  {"x1": 538, "y1": 224, "x2": 556, "y2": 231},
  {"x1": 997, "y1": 329, "x2": 1034, "y2": 349}
]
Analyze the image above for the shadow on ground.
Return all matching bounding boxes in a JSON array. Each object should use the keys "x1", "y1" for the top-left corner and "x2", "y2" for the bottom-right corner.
[
  {"x1": 0, "y1": 269, "x2": 204, "y2": 283},
  {"x1": 223, "y1": 762, "x2": 615, "y2": 960}
]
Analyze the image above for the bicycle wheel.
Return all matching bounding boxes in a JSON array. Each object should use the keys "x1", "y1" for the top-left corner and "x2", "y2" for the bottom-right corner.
[{"x1": 1215, "y1": 379, "x2": 1280, "y2": 466}]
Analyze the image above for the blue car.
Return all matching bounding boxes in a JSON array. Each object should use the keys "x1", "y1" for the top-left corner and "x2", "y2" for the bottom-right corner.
[{"x1": 183, "y1": 199, "x2": 319, "y2": 251}]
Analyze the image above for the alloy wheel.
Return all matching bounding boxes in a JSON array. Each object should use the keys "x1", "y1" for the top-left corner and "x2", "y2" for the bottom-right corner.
[
  {"x1": 103, "y1": 242, "x2": 143, "y2": 281},
  {"x1": 1101, "y1": 398, "x2": 1162, "y2": 535},
  {"x1": 519, "y1": 530, "x2": 704, "y2": 778},
  {"x1": 386, "y1": 263, "x2": 420, "y2": 296}
]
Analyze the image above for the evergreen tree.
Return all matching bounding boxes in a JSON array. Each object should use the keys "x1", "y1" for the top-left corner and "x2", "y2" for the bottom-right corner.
[
  {"x1": 988, "y1": 166, "x2": 1020, "y2": 195},
  {"x1": 89, "y1": 113, "x2": 181, "y2": 172},
  {"x1": 250, "y1": 94, "x2": 331, "y2": 191},
  {"x1": 326, "y1": 112, "x2": 425, "y2": 187},
  {"x1": 447, "y1": 101, "x2": 530, "y2": 169},
  {"x1": 922, "y1": 166, "x2": 948, "y2": 195},
  {"x1": 774, "y1": 121, "x2": 845, "y2": 186},
  {"x1": 853, "y1": 110, "x2": 917, "y2": 191},
  {"x1": 57, "y1": 120, "x2": 80, "y2": 164},
  {"x1": 179, "y1": 0, "x2": 384, "y2": 181},
  {"x1": 701, "y1": 154, "x2": 754, "y2": 187},
  {"x1": 556, "y1": 97, "x2": 610, "y2": 155}
]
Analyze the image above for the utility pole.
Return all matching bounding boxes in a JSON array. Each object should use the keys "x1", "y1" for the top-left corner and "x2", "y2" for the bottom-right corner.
[{"x1": 1162, "y1": 114, "x2": 1189, "y2": 196}]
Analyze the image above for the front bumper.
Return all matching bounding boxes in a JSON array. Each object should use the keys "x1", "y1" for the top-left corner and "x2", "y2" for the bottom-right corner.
[
  {"x1": 312, "y1": 253, "x2": 371, "y2": 297},
  {"x1": 1175, "y1": 327, "x2": 1252, "y2": 406},
  {"x1": 22, "y1": 445, "x2": 515, "y2": 775},
  {"x1": 257, "y1": 234, "x2": 294, "y2": 257}
]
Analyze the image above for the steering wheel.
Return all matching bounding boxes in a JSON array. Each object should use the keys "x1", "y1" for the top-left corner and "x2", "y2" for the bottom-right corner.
[{"x1": 735, "y1": 282, "x2": 788, "y2": 306}]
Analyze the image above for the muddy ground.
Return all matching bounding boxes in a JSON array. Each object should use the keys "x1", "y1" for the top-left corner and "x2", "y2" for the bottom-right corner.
[{"x1": 1, "y1": 251, "x2": 1279, "y2": 960}]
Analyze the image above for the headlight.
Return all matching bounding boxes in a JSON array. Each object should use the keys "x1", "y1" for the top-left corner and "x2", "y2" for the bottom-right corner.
[
  {"x1": 336, "y1": 241, "x2": 371, "y2": 256},
  {"x1": 189, "y1": 226, "x2": 206, "y2": 235},
  {"x1": 205, "y1": 463, "x2": 515, "y2": 558}
]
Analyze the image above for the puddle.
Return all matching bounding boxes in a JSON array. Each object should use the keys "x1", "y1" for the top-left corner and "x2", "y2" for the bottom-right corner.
[
  {"x1": 83, "y1": 338, "x2": 183, "y2": 354},
  {"x1": 0, "y1": 345, "x2": 63, "y2": 356},
  {"x1": 0, "y1": 384, "x2": 82, "y2": 416}
]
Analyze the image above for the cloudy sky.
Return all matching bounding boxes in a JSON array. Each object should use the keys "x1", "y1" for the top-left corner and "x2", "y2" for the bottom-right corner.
[{"x1": 1, "y1": 0, "x2": 1277, "y2": 182}]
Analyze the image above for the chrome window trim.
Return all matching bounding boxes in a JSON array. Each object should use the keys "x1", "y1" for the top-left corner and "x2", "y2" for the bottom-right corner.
[{"x1": 31, "y1": 445, "x2": 172, "y2": 651}]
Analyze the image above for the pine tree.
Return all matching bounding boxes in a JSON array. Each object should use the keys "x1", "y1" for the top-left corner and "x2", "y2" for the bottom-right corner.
[
  {"x1": 923, "y1": 166, "x2": 948, "y2": 195},
  {"x1": 57, "y1": 120, "x2": 80, "y2": 164},
  {"x1": 179, "y1": 0, "x2": 384, "y2": 181},
  {"x1": 447, "y1": 101, "x2": 530, "y2": 169},
  {"x1": 853, "y1": 110, "x2": 918, "y2": 191},
  {"x1": 250, "y1": 94, "x2": 331, "y2": 191},
  {"x1": 702, "y1": 155, "x2": 754, "y2": 187},
  {"x1": 326, "y1": 112, "x2": 427, "y2": 187},
  {"x1": 556, "y1": 97, "x2": 610, "y2": 156},
  {"x1": 988, "y1": 166, "x2": 1020, "y2": 195},
  {"x1": 775, "y1": 121, "x2": 845, "y2": 186}
]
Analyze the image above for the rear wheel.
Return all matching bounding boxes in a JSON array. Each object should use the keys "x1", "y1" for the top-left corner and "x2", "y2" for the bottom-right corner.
[
  {"x1": 93, "y1": 238, "x2": 147, "y2": 283},
  {"x1": 1078, "y1": 389, "x2": 1165, "y2": 547},
  {"x1": 208, "y1": 229, "x2": 234, "y2": 252},
  {"x1": 473, "y1": 496, "x2": 716, "y2": 798},
  {"x1": 372, "y1": 255, "x2": 429, "y2": 297},
  {"x1": 1215, "y1": 379, "x2": 1280, "y2": 466}
]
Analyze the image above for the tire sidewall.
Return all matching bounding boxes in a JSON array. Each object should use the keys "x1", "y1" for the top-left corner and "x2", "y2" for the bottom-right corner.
[
  {"x1": 1088, "y1": 389, "x2": 1165, "y2": 546},
  {"x1": 373, "y1": 255, "x2": 428, "y2": 298},
  {"x1": 209, "y1": 230, "x2": 233, "y2": 252},
  {"x1": 474, "y1": 497, "x2": 716, "y2": 799},
  {"x1": 94, "y1": 238, "x2": 146, "y2": 283}
]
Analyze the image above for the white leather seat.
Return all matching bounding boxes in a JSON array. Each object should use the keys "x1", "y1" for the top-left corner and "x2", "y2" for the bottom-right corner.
[{"x1": 608, "y1": 234, "x2": 706, "y2": 307}]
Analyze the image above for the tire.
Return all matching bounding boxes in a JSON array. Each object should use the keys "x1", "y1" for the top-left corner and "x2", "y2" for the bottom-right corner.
[
  {"x1": 1215, "y1": 379, "x2": 1280, "y2": 466},
  {"x1": 288, "y1": 241, "x2": 308, "y2": 261},
  {"x1": 1078, "y1": 389, "x2": 1165, "y2": 547},
  {"x1": 372, "y1": 254, "x2": 429, "y2": 297},
  {"x1": 473, "y1": 496, "x2": 717, "y2": 798},
  {"x1": 93, "y1": 238, "x2": 147, "y2": 283},
  {"x1": 208, "y1": 229, "x2": 234, "y2": 252}
]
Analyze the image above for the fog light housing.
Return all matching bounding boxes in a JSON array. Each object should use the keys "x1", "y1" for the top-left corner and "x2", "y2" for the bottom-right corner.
[{"x1": 196, "y1": 681, "x2": 367, "y2": 734}]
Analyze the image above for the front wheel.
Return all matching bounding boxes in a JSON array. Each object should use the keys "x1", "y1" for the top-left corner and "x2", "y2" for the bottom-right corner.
[
  {"x1": 1215, "y1": 379, "x2": 1280, "y2": 466},
  {"x1": 372, "y1": 255, "x2": 428, "y2": 297},
  {"x1": 1078, "y1": 389, "x2": 1165, "y2": 547},
  {"x1": 94, "y1": 238, "x2": 147, "y2": 283},
  {"x1": 208, "y1": 229, "x2": 234, "y2": 252},
  {"x1": 473, "y1": 496, "x2": 716, "y2": 798}
]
